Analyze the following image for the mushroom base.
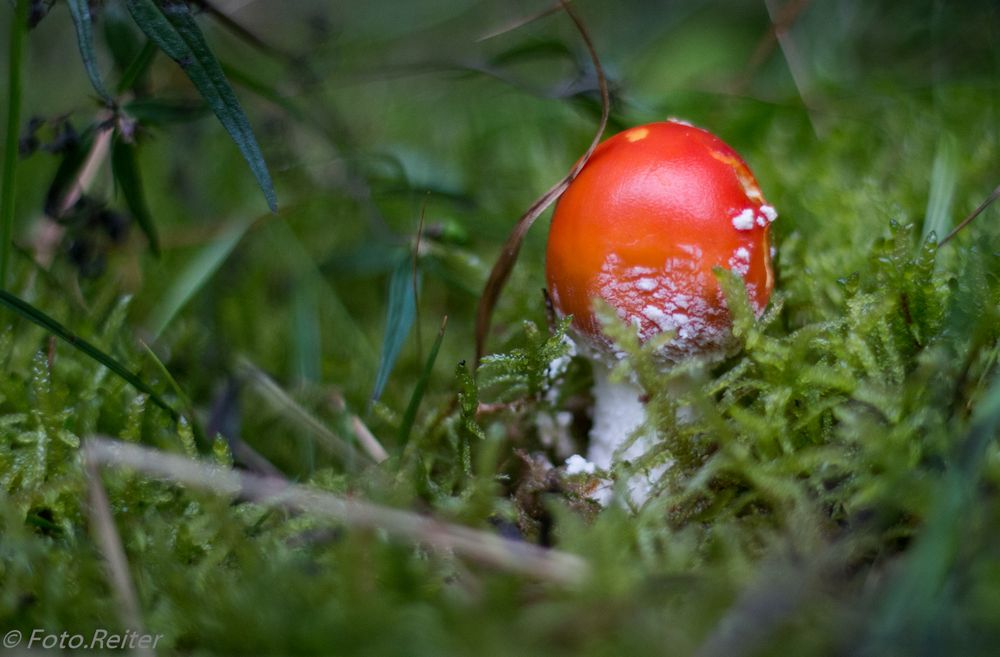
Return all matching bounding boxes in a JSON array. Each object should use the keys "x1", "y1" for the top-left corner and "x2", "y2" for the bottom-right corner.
[{"x1": 584, "y1": 362, "x2": 671, "y2": 506}]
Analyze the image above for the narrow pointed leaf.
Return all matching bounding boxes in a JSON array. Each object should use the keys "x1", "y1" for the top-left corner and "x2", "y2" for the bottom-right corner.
[
  {"x1": 399, "y1": 315, "x2": 447, "y2": 444},
  {"x1": 66, "y1": 0, "x2": 113, "y2": 102},
  {"x1": 371, "y1": 256, "x2": 420, "y2": 405},
  {"x1": 0, "y1": 289, "x2": 177, "y2": 419},
  {"x1": 139, "y1": 341, "x2": 207, "y2": 446},
  {"x1": 111, "y1": 135, "x2": 160, "y2": 255},
  {"x1": 124, "y1": 97, "x2": 208, "y2": 125},
  {"x1": 123, "y1": 0, "x2": 277, "y2": 211},
  {"x1": 923, "y1": 133, "x2": 957, "y2": 240},
  {"x1": 103, "y1": 2, "x2": 144, "y2": 73},
  {"x1": 116, "y1": 38, "x2": 158, "y2": 94},
  {"x1": 145, "y1": 219, "x2": 251, "y2": 341}
]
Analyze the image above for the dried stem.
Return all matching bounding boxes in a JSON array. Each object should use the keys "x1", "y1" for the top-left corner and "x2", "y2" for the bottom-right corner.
[
  {"x1": 83, "y1": 457, "x2": 154, "y2": 657},
  {"x1": 351, "y1": 415, "x2": 390, "y2": 464},
  {"x1": 474, "y1": 0, "x2": 610, "y2": 364},
  {"x1": 83, "y1": 437, "x2": 588, "y2": 586},
  {"x1": 32, "y1": 124, "x2": 114, "y2": 269},
  {"x1": 56, "y1": 126, "x2": 114, "y2": 217},
  {"x1": 938, "y1": 183, "x2": 1000, "y2": 247}
]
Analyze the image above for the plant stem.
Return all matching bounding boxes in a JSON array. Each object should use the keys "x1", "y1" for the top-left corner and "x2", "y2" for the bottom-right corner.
[{"x1": 0, "y1": 0, "x2": 28, "y2": 289}]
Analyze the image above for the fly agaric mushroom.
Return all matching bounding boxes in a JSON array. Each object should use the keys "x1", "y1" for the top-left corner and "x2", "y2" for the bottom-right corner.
[{"x1": 546, "y1": 119, "x2": 776, "y2": 503}]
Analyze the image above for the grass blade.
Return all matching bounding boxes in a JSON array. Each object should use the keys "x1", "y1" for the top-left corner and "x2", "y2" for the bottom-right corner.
[
  {"x1": 111, "y1": 135, "x2": 160, "y2": 255},
  {"x1": 399, "y1": 315, "x2": 448, "y2": 444},
  {"x1": 123, "y1": 97, "x2": 207, "y2": 125},
  {"x1": 237, "y1": 357, "x2": 367, "y2": 467},
  {"x1": 864, "y1": 373, "x2": 1000, "y2": 654},
  {"x1": 145, "y1": 218, "x2": 250, "y2": 341},
  {"x1": 66, "y1": 0, "x2": 113, "y2": 103},
  {"x1": 1, "y1": 0, "x2": 29, "y2": 288},
  {"x1": 0, "y1": 288, "x2": 177, "y2": 419},
  {"x1": 138, "y1": 340, "x2": 206, "y2": 446},
  {"x1": 291, "y1": 276, "x2": 321, "y2": 384},
  {"x1": 371, "y1": 255, "x2": 420, "y2": 406},
  {"x1": 102, "y1": 2, "x2": 144, "y2": 74},
  {"x1": 268, "y1": 221, "x2": 376, "y2": 369},
  {"x1": 123, "y1": 0, "x2": 277, "y2": 212},
  {"x1": 923, "y1": 133, "x2": 957, "y2": 241},
  {"x1": 116, "y1": 39, "x2": 158, "y2": 94}
]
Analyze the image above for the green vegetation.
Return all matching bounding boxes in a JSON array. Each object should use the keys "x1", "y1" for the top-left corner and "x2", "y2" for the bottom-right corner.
[{"x1": 2, "y1": 1, "x2": 1000, "y2": 655}]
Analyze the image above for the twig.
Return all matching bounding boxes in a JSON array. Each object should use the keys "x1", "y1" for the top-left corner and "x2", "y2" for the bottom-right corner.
[
  {"x1": 83, "y1": 437, "x2": 589, "y2": 586},
  {"x1": 83, "y1": 456, "x2": 154, "y2": 657},
  {"x1": 937, "y1": 183, "x2": 1000, "y2": 247},
  {"x1": 474, "y1": 0, "x2": 610, "y2": 364},
  {"x1": 328, "y1": 390, "x2": 390, "y2": 464},
  {"x1": 351, "y1": 416, "x2": 389, "y2": 464},
  {"x1": 56, "y1": 125, "x2": 113, "y2": 217},
  {"x1": 32, "y1": 124, "x2": 114, "y2": 268}
]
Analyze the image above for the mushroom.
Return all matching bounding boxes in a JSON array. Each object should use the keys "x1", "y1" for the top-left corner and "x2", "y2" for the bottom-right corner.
[{"x1": 545, "y1": 119, "x2": 776, "y2": 503}]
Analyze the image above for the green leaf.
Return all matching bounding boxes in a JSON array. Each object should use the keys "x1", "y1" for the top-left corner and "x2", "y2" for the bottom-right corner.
[
  {"x1": 145, "y1": 218, "x2": 251, "y2": 341},
  {"x1": 138, "y1": 341, "x2": 207, "y2": 447},
  {"x1": 66, "y1": 0, "x2": 113, "y2": 102},
  {"x1": 116, "y1": 38, "x2": 158, "y2": 93},
  {"x1": 123, "y1": 0, "x2": 277, "y2": 211},
  {"x1": 110, "y1": 135, "x2": 160, "y2": 255},
  {"x1": 102, "y1": 1, "x2": 144, "y2": 73},
  {"x1": 923, "y1": 133, "x2": 958, "y2": 241},
  {"x1": 371, "y1": 255, "x2": 420, "y2": 405},
  {"x1": 0, "y1": 288, "x2": 177, "y2": 419},
  {"x1": 399, "y1": 315, "x2": 448, "y2": 444},
  {"x1": 124, "y1": 97, "x2": 208, "y2": 125}
]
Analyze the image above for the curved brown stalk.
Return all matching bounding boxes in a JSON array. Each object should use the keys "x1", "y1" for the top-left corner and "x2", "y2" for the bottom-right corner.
[{"x1": 474, "y1": 0, "x2": 610, "y2": 364}]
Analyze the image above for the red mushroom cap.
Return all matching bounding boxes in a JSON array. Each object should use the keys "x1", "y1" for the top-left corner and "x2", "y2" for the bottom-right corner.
[{"x1": 545, "y1": 120, "x2": 776, "y2": 361}]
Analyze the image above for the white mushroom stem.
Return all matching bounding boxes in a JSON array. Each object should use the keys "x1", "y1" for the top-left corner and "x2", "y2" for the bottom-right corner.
[
  {"x1": 587, "y1": 362, "x2": 648, "y2": 471},
  {"x1": 581, "y1": 361, "x2": 670, "y2": 506}
]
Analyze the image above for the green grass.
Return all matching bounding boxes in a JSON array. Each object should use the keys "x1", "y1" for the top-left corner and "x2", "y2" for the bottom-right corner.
[{"x1": 2, "y1": 1, "x2": 1000, "y2": 655}]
